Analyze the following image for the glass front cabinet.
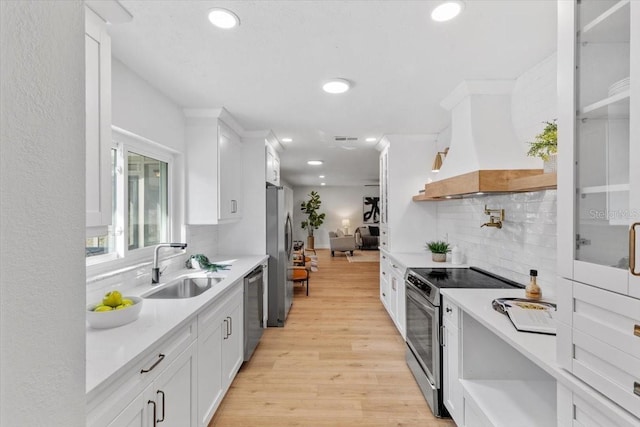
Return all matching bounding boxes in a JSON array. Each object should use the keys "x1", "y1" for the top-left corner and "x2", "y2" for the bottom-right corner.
[
  {"x1": 557, "y1": 1, "x2": 640, "y2": 423},
  {"x1": 558, "y1": 0, "x2": 640, "y2": 299}
]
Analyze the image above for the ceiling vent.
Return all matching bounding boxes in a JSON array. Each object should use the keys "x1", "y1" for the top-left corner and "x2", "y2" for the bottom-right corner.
[{"x1": 334, "y1": 136, "x2": 358, "y2": 142}]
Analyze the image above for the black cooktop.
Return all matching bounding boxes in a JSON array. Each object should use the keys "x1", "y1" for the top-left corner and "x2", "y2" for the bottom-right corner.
[{"x1": 409, "y1": 267, "x2": 523, "y2": 289}]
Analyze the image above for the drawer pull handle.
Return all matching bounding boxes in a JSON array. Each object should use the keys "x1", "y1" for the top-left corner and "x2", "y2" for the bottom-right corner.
[
  {"x1": 635, "y1": 325, "x2": 640, "y2": 338},
  {"x1": 635, "y1": 382, "x2": 640, "y2": 397},
  {"x1": 446, "y1": 307, "x2": 452, "y2": 313},
  {"x1": 141, "y1": 353, "x2": 165, "y2": 374},
  {"x1": 630, "y1": 223, "x2": 640, "y2": 276}
]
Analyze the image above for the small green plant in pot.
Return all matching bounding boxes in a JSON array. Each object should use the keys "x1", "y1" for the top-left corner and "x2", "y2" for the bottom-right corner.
[
  {"x1": 527, "y1": 120, "x2": 557, "y2": 172},
  {"x1": 426, "y1": 240, "x2": 451, "y2": 262}
]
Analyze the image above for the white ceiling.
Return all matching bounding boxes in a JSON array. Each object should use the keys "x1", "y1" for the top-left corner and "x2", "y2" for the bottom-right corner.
[{"x1": 108, "y1": 0, "x2": 557, "y2": 187}]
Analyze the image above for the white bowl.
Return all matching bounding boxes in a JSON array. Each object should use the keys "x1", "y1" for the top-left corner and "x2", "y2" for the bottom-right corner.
[{"x1": 86, "y1": 296, "x2": 143, "y2": 329}]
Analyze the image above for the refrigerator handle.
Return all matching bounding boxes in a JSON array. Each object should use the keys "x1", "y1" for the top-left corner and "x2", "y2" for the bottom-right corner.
[{"x1": 285, "y1": 214, "x2": 293, "y2": 259}]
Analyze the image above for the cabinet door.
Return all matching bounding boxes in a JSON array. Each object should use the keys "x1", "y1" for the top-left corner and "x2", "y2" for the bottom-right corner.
[
  {"x1": 85, "y1": 7, "x2": 112, "y2": 234},
  {"x1": 107, "y1": 384, "x2": 152, "y2": 427},
  {"x1": 443, "y1": 322, "x2": 460, "y2": 424},
  {"x1": 379, "y1": 147, "x2": 389, "y2": 226},
  {"x1": 559, "y1": 0, "x2": 639, "y2": 296},
  {"x1": 218, "y1": 122, "x2": 243, "y2": 221},
  {"x1": 389, "y1": 273, "x2": 399, "y2": 323},
  {"x1": 221, "y1": 293, "x2": 243, "y2": 388},
  {"x1": 153, "y1": 343, "x2": 197, "y2": 427},
  {"x1": 390, "y1": 261, "x2": 406, "y2": 338},
  {"x1": 197, "y1": 307, "x2": 225, "y2": 426}
]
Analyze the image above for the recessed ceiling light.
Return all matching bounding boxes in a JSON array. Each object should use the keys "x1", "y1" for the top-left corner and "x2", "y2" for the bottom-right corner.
[
  {"x1": 322, "y1": 79, "x2": 351, "y2": 94},
  {"x1": 431, "y1": 1, "x2": 464, "y2": 22},
  {"x1": 320, "y1": 182, "x2": 326, "y2": 186},
  {"x1": 307, "y1": 160, "x2": 323, "y2": 166},
  {"x1": 208, "y1": 8, "x2": 240, "y2": 29},
  {"x1": 281, "y1": 137, "x2": 293, "y2": 143},
  {"x1": 365, "y1": 137, "x2": 377, "y2": 142},
  {"x1": 319, "y1": 175, "x2": 325, "y2": 178}
]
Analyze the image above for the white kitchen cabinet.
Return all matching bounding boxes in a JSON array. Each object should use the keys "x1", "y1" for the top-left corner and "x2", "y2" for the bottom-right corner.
[
  {"x1": 558, "y1": 0, "x2": 640, "y2": 298},
  {"x1": 557, "y1": 1, "x2": 640, "y2": 423},
  {"x1": 379, "y1": 252, "x2": 407, "y2": 339},
  {"x1": 85, "y1": 7, "x2": 112, "y2": 237},
  {"x1": 442, "y1": 296, "x2": 462, "y2": 425},
  {"x1": 557, "y1": 381, "x2": 640, "y2": 427},
  {"x1": 378, "y1": 136, "x2": 437, "y2": 252},
  {"x1": 88, "y1": 323, "x2": 197, "y2": 427},
  {"x1": 185, "y1": 109, "x2": 243, "y2": 224},
  {"x1": 197, "y1": 280, "x2": 243, "y2": 427},
  {"x1": 218, "y1": 121, "x2": 243, "y2": 221},
  {"x1": 266, "y1": 144, "x2": 280, "y2": 186}
]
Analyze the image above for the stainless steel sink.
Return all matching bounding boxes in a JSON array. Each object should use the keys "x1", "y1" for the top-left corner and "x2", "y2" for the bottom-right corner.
[{"x1": 144, "y1": 277, "x2": 223, "y2": 299}]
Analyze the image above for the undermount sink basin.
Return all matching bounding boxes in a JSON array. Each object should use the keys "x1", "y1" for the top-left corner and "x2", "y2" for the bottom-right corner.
[{"x1": 144, "y1": 277, "x2": 223, "y2": 299}]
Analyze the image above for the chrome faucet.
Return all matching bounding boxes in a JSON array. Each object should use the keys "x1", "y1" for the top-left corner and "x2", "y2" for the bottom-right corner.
[{"x1": 152, "y1": 243, "x2": 188, "y2": 284}]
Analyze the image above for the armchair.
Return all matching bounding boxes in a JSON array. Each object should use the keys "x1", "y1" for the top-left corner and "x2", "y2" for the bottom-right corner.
[{"x1": 328, "y1": 230, "x2": 356, "y2": 256}]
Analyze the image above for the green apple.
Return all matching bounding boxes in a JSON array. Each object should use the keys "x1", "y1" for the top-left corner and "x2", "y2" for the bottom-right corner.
[
  {"x1": 103, "y1": 290, "x2": 123, "y2": 307},
  {"x1": 94, "y1": 305, "x2": 113, "y2": 312},
  {"x1": 122, "y1": 298, "x2": 134, "y2": 306}
]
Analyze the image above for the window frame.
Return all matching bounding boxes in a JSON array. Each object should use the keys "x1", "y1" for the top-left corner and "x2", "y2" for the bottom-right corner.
[{"x1": 86, "y1": 127, "x2": 180, "y2": 276}]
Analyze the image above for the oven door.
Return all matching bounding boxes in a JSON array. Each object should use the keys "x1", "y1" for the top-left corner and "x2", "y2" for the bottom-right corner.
[{"x1": 405, "y1": 283, "x2": 440, "y2": 389}]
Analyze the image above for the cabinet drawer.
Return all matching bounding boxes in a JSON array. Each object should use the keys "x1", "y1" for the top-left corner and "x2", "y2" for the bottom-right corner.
[
  {"x1": 198, "y1": 282, "x2": 242, "y2": 333},
  {"x1": 572, "y1": 282, "x2": 640, "y2": 357},
  {"x1": 442, "y1": 296, "x2": 459, "y2": 328},
  {"x1": 558, "y1": 382, "x2": 640, "y2": 427},
  {"x1": 572, "y1": 329, "x2": 640, "y2": 418}
]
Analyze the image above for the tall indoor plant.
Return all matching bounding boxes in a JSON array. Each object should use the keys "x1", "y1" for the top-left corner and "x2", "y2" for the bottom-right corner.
[{"x1": 300, "y1": 191, "x2": 326, "y2": 250}]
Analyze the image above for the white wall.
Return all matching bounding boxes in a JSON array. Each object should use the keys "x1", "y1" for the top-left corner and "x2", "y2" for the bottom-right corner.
[
  {"x1": 435, "y1": 54, "x2": 559, "y2": 296},
  {"x1": 293, "y1": 185, "x2": 380, "y2": 248},
  {"x1": 112, "y1": 57, "x2": 185, "y2": 152},
  {"x1": 0, "y1": 1, "x2": 86, "y2": 425}
]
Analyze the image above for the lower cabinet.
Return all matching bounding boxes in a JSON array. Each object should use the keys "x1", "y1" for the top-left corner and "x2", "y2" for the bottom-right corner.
[
  {"x1": 379, "y1": 252, "x2": 406, "y2": 339},
  {"x1": 108, "y1": 342, "x2": 197, "y2": 427},
  {"x1": 88, "y1": 280, "x2": 245, "y2": 427},
  {"x1": 442, "y1": 296, "x2": 461, "y2": 425},
  {"x1": 557, "y1": 382, "x2": 640, "y2": 427},
  {"x1": 197, "y1": 280, "x2": 243, "y2": 427}
]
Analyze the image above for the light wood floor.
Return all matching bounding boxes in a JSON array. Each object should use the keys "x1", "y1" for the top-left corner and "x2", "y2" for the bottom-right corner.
[{"x1": 210, "y1": 249, "x2": 456, "y2": 426}]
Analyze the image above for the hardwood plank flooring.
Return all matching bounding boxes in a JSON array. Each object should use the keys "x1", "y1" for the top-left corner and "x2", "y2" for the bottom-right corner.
[{"x1": 210, "y1": 249, "x2": 456, "y2": 426}]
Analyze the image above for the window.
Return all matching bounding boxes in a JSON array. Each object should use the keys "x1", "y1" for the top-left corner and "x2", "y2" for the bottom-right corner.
[{"x1": 86, "y1": 132, "x2": 172, "y2": 264}]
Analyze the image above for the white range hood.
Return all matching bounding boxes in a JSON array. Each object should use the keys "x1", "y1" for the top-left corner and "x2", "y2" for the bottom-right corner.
[{"x1": 435, "y1": 80, "x2": 540, "y2": 181}]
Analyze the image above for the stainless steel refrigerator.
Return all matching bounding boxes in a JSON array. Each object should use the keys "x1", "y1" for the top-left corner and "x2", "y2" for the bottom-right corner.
[{"x1": 266, "y1": 185, "x2": 294, "y2": 327}]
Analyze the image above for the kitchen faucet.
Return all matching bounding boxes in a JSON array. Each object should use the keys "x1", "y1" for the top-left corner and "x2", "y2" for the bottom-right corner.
[{"x1": 152, "y1": 243, "x2": 188, "y2": 284}]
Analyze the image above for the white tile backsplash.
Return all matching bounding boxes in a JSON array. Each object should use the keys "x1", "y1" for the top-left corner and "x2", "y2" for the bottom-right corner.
[{"x1": 437, "y1": 190, "x2": 557, "y2": 298}]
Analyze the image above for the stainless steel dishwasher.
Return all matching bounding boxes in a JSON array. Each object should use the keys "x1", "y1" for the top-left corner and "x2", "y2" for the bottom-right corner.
[{"x1": 243, "y1": 265, "x2": 264, "y2": 361}]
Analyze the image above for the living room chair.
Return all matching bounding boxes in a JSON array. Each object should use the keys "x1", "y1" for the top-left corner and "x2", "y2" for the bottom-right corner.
[
  {"x1": 289, "y1": 252, "x2": 310, "y2": 295},
  {"x1": 328, "y1": 230, "x2": 356, "y2": 256}
]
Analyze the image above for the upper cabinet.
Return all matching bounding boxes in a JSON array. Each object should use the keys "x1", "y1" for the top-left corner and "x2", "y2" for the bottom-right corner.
[
  {"x1": 185, "y1": 109, "x2": 244, "y2": 224},
  {"x1": 85, "y1": 7, "x2": 112, "y2": 236},
  {"x1": 558, "y1": 0, "x2": 640, "y2": 298},
  {"x1": 265, "y1": 142, "x2": 280, "y2": 187}
]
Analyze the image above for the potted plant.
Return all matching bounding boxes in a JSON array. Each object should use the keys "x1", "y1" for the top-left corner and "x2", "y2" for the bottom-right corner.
[
  {"x1": 300, "y1": 191, "x2": 326, "y2": 250},
  {"x1": 426, "y1": 240, "x2": 451, "y2": 262},
  {"x1": 527, "y1": 119, "x2": 557, "y2": 173}
]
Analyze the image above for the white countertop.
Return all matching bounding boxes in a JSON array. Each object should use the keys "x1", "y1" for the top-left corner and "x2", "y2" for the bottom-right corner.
[
  {"x1": 441, "y1": 288, "x2": 559, "y2": 378},
  {"x1": 86, "y1": 254, "x2": 267, "y2": 399},
  {"x1": 379, "y1": 248, "x2": 469, "y2": 270}
]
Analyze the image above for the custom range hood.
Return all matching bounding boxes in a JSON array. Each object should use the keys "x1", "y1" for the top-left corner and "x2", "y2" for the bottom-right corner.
[{"x1": 414, "y1": 80, "x2": 555, "y2": 201}]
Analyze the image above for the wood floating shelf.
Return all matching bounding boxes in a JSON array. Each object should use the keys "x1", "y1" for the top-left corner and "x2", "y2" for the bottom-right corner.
[{"x1": 413, "y1": 170, "x2": 557, "y2": 201}]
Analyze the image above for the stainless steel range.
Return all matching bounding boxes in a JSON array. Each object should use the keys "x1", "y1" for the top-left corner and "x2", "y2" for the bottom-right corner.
[{"x1": 404, "y1": 267, "x2": 524, "y2": 417}]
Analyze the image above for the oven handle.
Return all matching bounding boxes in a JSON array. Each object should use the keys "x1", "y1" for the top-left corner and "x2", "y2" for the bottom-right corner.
[{"x1": 406, "y1": 284, "x2": 438, "y2": 317}]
